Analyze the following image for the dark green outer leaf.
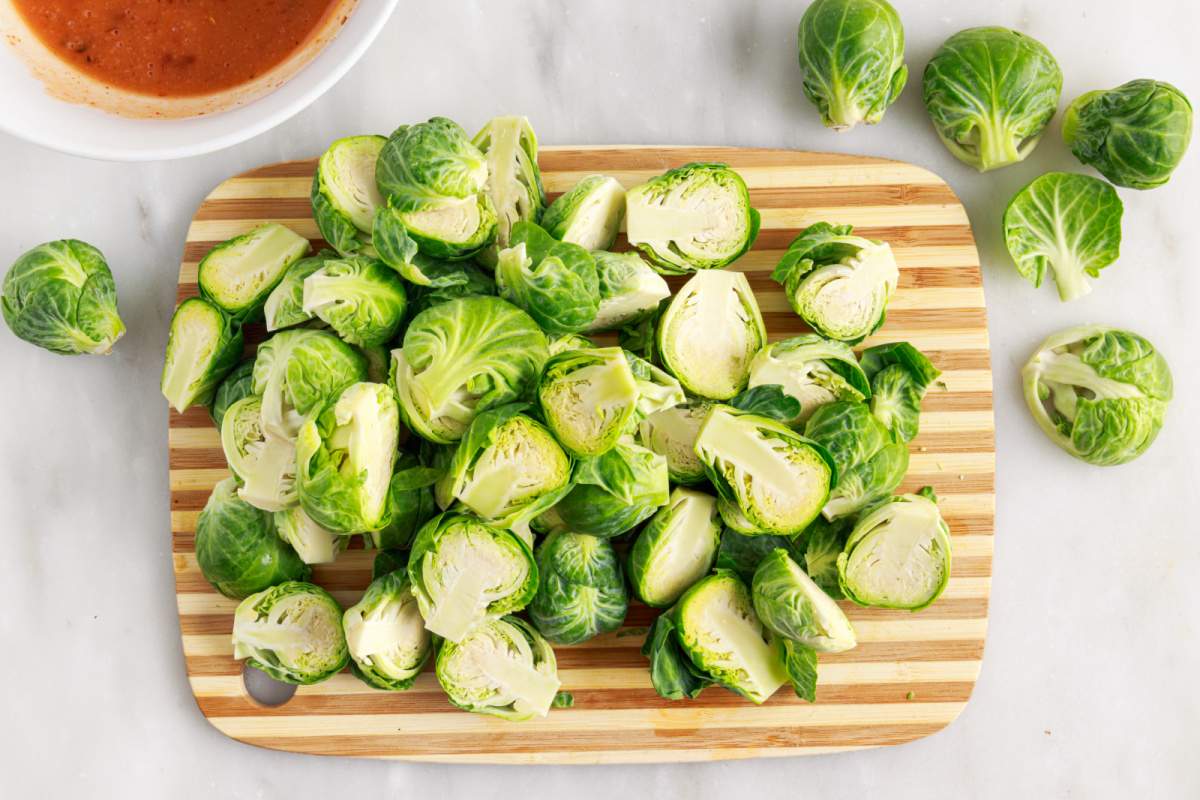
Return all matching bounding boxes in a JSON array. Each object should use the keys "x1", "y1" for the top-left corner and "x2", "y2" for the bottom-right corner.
[
  {"x1": 781, "y1": 639, "x2": 819, "y2": 702},
  {"x1": 641, "y1": 612, "x2": 713, "y2": 700},
  {"x1": 729, "y1": 384, "x2": 803, "y2": 422},
  {"x1": 209, "y1": 359, "x2": 256, "y2": 429}
]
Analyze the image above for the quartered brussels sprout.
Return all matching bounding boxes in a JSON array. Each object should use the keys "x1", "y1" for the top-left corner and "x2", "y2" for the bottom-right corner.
[
  {"x1": 198, "y1": 223, "x2": 311, "y2": 321},
  {"x1": 657, "y1": 269, "x2": 766, "y2": 399},
  {"x1": 253, "y1": 328, "x2": 367, "y2": 439},
  {"x1": 436, "y1": 404, "x2": 573, "y2": 527},
  {"x1": 495, "y1": 221, "x2": 600, "y2": 334},
  {"x1": 628, "y1": 488, "x2": 722, "y2": 607},
  {"x1": 343, "y1": 571, "x2": 432, "y2": 691},
  {"x1": 696, "y1": 405, "x2": 836, "y2": 536},
  {"x1": 837, "y1": 492, "x2": 952, "y2": 610},
  {"x1": 264, "y1": 251, "x2": 333, "y2": 331},
  {"x1": 220, "y1": 395, "x2": 298, "y2": 512},
  {"x1": 1064, "y1": 79, "x2": 1193, "y2": 189},
  {"x1": 209, "y1": 358, "x2": 256, "y2": 430},
  {"x1": 529, "y1": 530, "x2": 628, "y2": 645},
  {"x1": 472, "y1": 116, "x2": 546, "y2": 255},
  {"x1": 161, "y1": 297, "x2": 243, "y2": 413},
  {"x1": 538, "y1": 347, "x2": 639, "y2": 457},
  {"x1": 796, "y1": 0, "x2": 907, "y2": 130},
  {"x1": 747, "y1": 334, "x2": 871, "y2": 425},
  {"x1": 311, "y1": 135, "x2": 386, "y2": 256},
  {"x1": 232, "y1": 581, "x2": 349, "y2": 685},
  {"x1": 586, "y1": 251, "x2": 670, "y2": 333},
  {"x1": 626, "y1": 163, "x2": 760, "y2": 274},
  {"x1": 363, "y1": 453, "x2": 441, "y2": 550},
  {"x1": 409, "y1": 513, "x2": 537, "y2": 642},
  {"x1": 436, "y1": 615, "x2": 560, "y2": 720},
  {"x1": 1003, "y1": 173, "x2": 1124, "y2": 302},
  {"x1": 625, "y1": 350, "x2": 687, "y2": 421},
  {"x1": 2, "y1": 239, "x2": 125, "y2": 355},
  {"x1": 771, "y1": 222, "x2": 898, "y2": 343},
  {"x1": 541, "y1": 174, "x2": 627, "y2": 251},
  {"x1": 549, "y1": 439, "x2": 670, "y2": 539},
  {"x1": 391, "y1": 295, "x2": 549, "y2": 444},
  {"x1": 273, "y1": 506, "x2": 345, "y2": 565},
  {"x1": 547, "y1": 332, "x2": 595, "y2": 356},
  {"x1": 860, "y1": 341, "x2": 940, "y2": 443},
  {"x1": 922, "y1": 27, "x2": 1062, "y2": 171},
  {"x1": 195, "y1": 478, "x2": 310, "y2": 599},
  {"x1": 638, "y1": 401, "x2": 711, "y2": 485},
  {"x1": 301, "y1": 256, "x2": 408, "y2": 346},
  {"x1": 296, "y1": 382, "x2": 400, "y2": 533},
  {"x1": 752, "y1": 549, "x2": 856, "y2": 653},
  {"x1": 714, "y1": 526, "x2": 803, "y2": 584},
  {"x1": 1022, "y1": 325, "x2": 1172, "y2": 465},
  {"x1": 374, "y1": 117, "x2": 498, "y2": 260},
  {"x1": 805, "y1": 400, "x2": 908, "y2": 520},
  {"x1": 802, "y1": 516, "x2": 850, "y2": 598}
]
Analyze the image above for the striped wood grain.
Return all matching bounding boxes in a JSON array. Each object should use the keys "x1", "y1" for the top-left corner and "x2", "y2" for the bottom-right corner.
[{"x1": 170, "y1": 146, "x2": 994, "y2": 763}]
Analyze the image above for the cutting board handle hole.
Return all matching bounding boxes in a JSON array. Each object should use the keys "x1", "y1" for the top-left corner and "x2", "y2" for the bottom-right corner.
[{"x1": 242, "y1": 664, "x2": 297, "y2": 708}]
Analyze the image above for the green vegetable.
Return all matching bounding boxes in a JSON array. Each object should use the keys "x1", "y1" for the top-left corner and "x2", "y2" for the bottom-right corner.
[
  {"x1": 198, "y1": 223, "x2": 310, "y2": 321},
  {"x1": 436, "y1": 616, "x2": 560, "y2": 720},
  {"x1": 209, "y1": 358, "x2": 256, "y2": 429},
  {"x1": 263, "y1": 251, "x2": 333, "y2": 332},
  {"x1": 547, "y1": 332, "x2": 595, "y2": 355},
  {"x1": 628, "y1": 488, "x2": 722, "y2": 607},
  {"x1": 232, "y1": 581, "x2": 348, "y2": 685},
  {"x1": 587, "y1": 251, "x2": 670, "y2": 333},
  {"x1": 860, "y1": 342, "x2": 940, "y2": 442},
  {"x1": 343, "y1": 570, "x2": 432, "y2": 691},
  {"x1": 752, "y1": 549, "x2": 856, "y2": 652},
  {"x1": 727, "y1": 385, "x2": 802, "y2": 422},
  {"x1": 311, "y1": 135, "x2": 386, "y2": 256},
  {"x1": 747, "y1": 334, "x2": 870, "y2": 424},
  {"x1": 495, "y1": 221, "x2": 600, "y2": 334},
  {"x1": 805, "y1": 400, "x2": 908, "y2": 519},
  {"x1": 625, "y1": 350, "x2": 687, "y2": 422},
  {"x1": 714, "y1": 526, "x2": 804, "y2": 584},
  {"x1": 220, "y1": 395, "x2": 297, "y2": 512},
  {"x1": 642, "y1": 612, "x2": 712, "y2": 700},
  {"x1": 273, "y1": 506, "x2": 346, "y2": 565},
  {"x1": 371, "y1": 548, "x2": 408, "y2": 579},
  {"x1": 637, "y1": 401, "x2": 712, "y2": 485},
  {"x1": 780, "y1": 639, "x2": 819, "y2": 702},
  {"x1": 404, "y1": 259, "x2": 496, "y2": 318},
  {"x1": 472, "y1": 116, "x2": 546, "y2": 257},
  {"x1": 802, "y1": 516, "x2": 850, "y2": 598},
  {"x1": 161, "y1": 297, "x2": 243, "y2": 413},
  {"x1": 301, "y1": 256, "x2": 408, "y2": 346},
  {"x1": 363, "y1": 452, "x2": 441, "y2": 550},
  {"x1": 541, "y1": 174, "x2": 626, "y2": 251},
  {"x1": 253, "y1": 328, "x2": 367, "y2": 438},
  {"x1": 529, "y1": 530, "x2": 628, "y2": 645},
  {"x1": 538, "y1": 347, "x2": 639, "y2": 457},
  {"x1": 548, "y1": 439, "x2": 670, "y2": 539}
]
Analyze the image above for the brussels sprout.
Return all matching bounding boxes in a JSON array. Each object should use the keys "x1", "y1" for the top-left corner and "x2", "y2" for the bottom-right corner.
[
  {"x1": 195, "y1": 478, "x2": 310, "y2": 599},
  {"x1": 727, "y1": 385, "x2": 802, "y2": 422},
  {"x1": 1064, "y1": 79, "x2": 1193, "y2": 190},
  {"x1": 541, "y1": 175, "x2": 627, "y2": 251},
  {"x1": 311, "y1": 135, "x2": 387, "y2": 256},
  {"x1": 529, "y1": 530, "x2": 628, "y2": 645},
  {"x1": 209, "y1": 358, "x2": 256, "y2": 429},
  {"x1": 472, "y1": 116, "x2": 546, "y2": 255},
  {"x1": 1, "y1": 239, "x2": 124, "y2": 355},
  {"x1": 586, "y1": 251, "x2": 671, "y2": 333},
  {"x1": 198, "y1": 223, "x2": 310, "y2": 321},
  {"x1": 161, "y1": 298, "x2": 244, "y2": 413},
  {"x1": 263, "y1": 251, "x2": 335, "y2": 332},
  {"x1": 363, "y1": 453, "x2": 441, "y2": 550},
  {"x1": 626, "y1": 163, "x2": 760, "y2": 274},
  {"x1": 547, "y1": 332, "x2": 595, "y2": 356},
  {"x1": 301, "y1": 256, "x2": 408, "y2": 346},
  {"x1": 695, "y1": 406, "x2": 836, "y2": 536},
  {"x1": 714, "y1": 526, "x2": 803, "y2": 584},
  {"x1": 672, "y1": 571, "x2": 788, "y2": 704},
  {"x1": 296, "y1": 382, "x2": 400, "y2": 533},
  {"x1": 657, "y1": 270, "x2": 766, "y2": 399},
  {"x1": 837, "y1": 493, "x2": 952, "y2": 610},
  {"x1": 436, "y1": 404, "x2": 573, "y2": 526},
  {"x1": 1003, "y1": 173, "x2": 1124, "y2": 302},
  {"x1": 747, "y1": 334, "x2": 871, "y2": 425},
  {"x1": 220, "y1": 396, "x2": 298, "y2": 512},
  {"x1": 638, "y1": 401, "x2": 711, "y2": 485},
  {"x1": 802, "y1": 516, "x2": 850, "y2": 599},
  {"x1": 796, "y1": 0, "x2": 907, "y2": 130},
  {"x1": 273, "y1": 506, "x2": 345, "y2": 565},
  {"x1": 805, "y1": 400, "x2": 908, "y2": 519},
  {"x1": 436, "y1": 616, "x2": 561, "y2": 720},
  {"x1": 232, "y1": 581, "x2": 348, "y2": 685},
  {"x1": 343, "y1": 571, "x2": 432, "y2": 691},
  {"x1": 538, "y1": 347, "x2": 639, "y2": 457},
  {"x1": 752, "y1": 549, "x2": 856, "y2": 653},
  {"x1": 495, "y1": 221, "x2": 600, "y2": 334},
  {"x1": 374, "y1": 117, "x2": 497, "y2": 260},
  {"x1": 372, "y1": 548, "x2": 408, "y2": 579},
  {"x1": 1022, "y1": 325, "x2": 1172, "y2": 466},
  {"x1": 405, "y1": 259, "x2": 497, "y2": 319},
  {"x1": 390, "y1": 295, "x2": 549, "y2": 444},
  {"x1": 253, "y1": 328, "x2": 367, "y2": 439},
  {"x1": 617, "y1": 312, "x2": 661, "y2": 363},
  {"x1": 922, "y1": 27, "x2": 1062, "y2": 172},
  {"x1": 628, "y1": 488, "x2": 722, "y2": 607},
  {"x1": 771, "y1": 223, "x2": 898, "y2": 343},
  {"x1": 860, "y1": 341, "x2": 940, "y2": 442},
  {"x1": 625, "y1": 350, "x2": 687, "y2": 421},
  {"x1": 549, "y1": 439, "x2": 670, "y2": 539},
  {"x1": 780, "y1": 639, "x2": 819, "y2": 702},
  {"x1": 642, "y1": 612, "x2": 712, "y2": 700},
  {"x1": 408, "y1": 513, "x2": 538, "y2": 642}
]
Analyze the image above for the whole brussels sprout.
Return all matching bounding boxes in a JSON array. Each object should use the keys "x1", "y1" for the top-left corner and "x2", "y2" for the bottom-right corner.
[
  {"x1": 343, "y1": 571, "x2": 432, "y2": 691},
  {"x1": 2, "y1": 239, "x2": 125, "y2": 355},
  {"x1": 637, "y1": 400, "x2": 711, "y2": 485},
  {"x1": 311, "y1": 135, "x2": 386, "y2": 257},
  {"x1": 264, "y1": 251, "x2": 334, "y2": 332},
  {"x1": 301, "y1": 256, "x2": 408, "y2": 346},
  {"x1": 252, "y1": 328, "x2": 368, "y2": 439},
  {"x1": 752, "y1": 548, "x2": 856, "y2": 653},
  {"x1": 541, "y1": 175, "x2": 627, "y2": 251},
  {"x1": 232, "y1": 581, "x2": 349, "y2": 685},
  {"x1": 548, "y1": 439, "x2": 670, "y2": 539},
  {"x1": 1064, "y1": 79, "x2": 1193, "y2": 189},
  {"x1": 273, "y1": 506, "x2": 345, "y2": 565},
  {"x1": 796, "y1": 0, "x2": 907, "y2": 130},
  {"x1": 529, "y1": 530, "x2": 628, "y2": 645},
  {"x1": 922, "y1": 27, "x2": 1062, "y2": 171},
  {"x1": 195, "y1": 478, "x2": 310, "y2": 599},
  {"x1": 805, "y1": 400, "x2": 908, "y2": 520},
  {"x1": 495, "y1": 221, "x2": 600, "y2": 335},
  {"x1": 860, "y1": 341, "x2": 941, "y2": 443},
  {"x1": 436, "y1": 616, "x2": 560, "y2": 720},
  {"x1": 628, "y1": 488, "x2": 722, "y2": 608},
  {"x1": 208, "y1": 358, "x2": 256, "y2": 430},
  {"x1": 198, "y1": 223, "x2": 311, "y2": 321},
  {"x1": 538, "y1": 347, "x2": 639, "y2": 457},
  {"x1": 220, "y1": 395, "x2": 298, "y2": 512},
  {"x1": 161, "y1": 297, "x2": 244, "y2": 413},
  {"x1": 586, "y1": 251, "x2": 670, "y2": 333},
  {"x1": 363, "y1": 453, "x2": 441, "y2": 550},
  {"x1": 472, "y1": 116, "x2": 546, "y2": 257},
  {"x1": 1022, "y1": 325, "x2": 1172, "y2": 466},
  {"x1": 747, "y1": 334, "x2": 870, "y2": 425}
]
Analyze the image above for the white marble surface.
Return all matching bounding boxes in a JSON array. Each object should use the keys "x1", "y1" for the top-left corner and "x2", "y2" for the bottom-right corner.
[{"x1": 1, "y1": 1, "x2": 1197, "y2": 797}]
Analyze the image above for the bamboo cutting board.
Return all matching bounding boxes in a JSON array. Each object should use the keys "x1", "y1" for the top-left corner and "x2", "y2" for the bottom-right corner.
[{"x1": 170, "y1": 146, "x2": 994, "y2": 763}]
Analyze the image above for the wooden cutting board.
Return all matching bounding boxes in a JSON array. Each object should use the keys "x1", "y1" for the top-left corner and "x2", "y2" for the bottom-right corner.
[{"x1": 170, "y1": 146, "x2": 994, "y2": 763}]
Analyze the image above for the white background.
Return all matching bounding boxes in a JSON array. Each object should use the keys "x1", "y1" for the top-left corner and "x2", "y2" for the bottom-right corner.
[{"x1": 1, "y1": 1, "x2": 1197, "y2": 797}]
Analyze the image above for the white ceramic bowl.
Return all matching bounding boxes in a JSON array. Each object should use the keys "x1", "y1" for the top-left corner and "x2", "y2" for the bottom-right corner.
[{"x1": 0, "y1": 1, "x2": 398, "y2": 162}]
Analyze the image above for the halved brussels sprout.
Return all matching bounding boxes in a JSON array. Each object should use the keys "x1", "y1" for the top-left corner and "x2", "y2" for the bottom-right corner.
[
  {"x1": 625, "y1": 350, "x2": 687, "y2": 421},
  {"x1": 625, "y1": 163, "x2": 760, "y2": 274},
  {"x1": 752, "y1": 549, "x2": 856, "y2": 653},
  {"x1": 548, "y1": 439, "x2": 670, "y2": 539},
  {"x1": 301, "y1": 256, "x2": 408, "y2": 346},
  {"x1": 547, "y1": 332, "x2": 595, "y2": 356},
  {"x1": 714, "y1": 526, "x2": 803, "y2": 584},
  {"x1": 695, "y1": 405, "x2": 836, "y2": 536},
  {"x1": 295, "y1": 382, "x2": 400, "y2": 533},
  {"x1": 161, "y1": 297, "x2": 243, "y2": 413},
  {"x1": 253, "y1": 328, "x2": 367, "y2": 439},
  {"x1": 747, "y1": 334, "x2": 871, "y2": 425},
  {"x1": 1022, "y1": 325, "x2": 1172, "y2": 465},
  {"x1": 408, "y1": 512, "x2": 538, "y2": 642},
  {"x1": 586, "y1": 251, "x2": 670, "y2": 333},
  {"x1": 209, "y1": 358, "x2": 256, "y2": 429},
  {"x1": 343, "y1": 571, "x2": 432, "y2": 691},
  {"x1": 657, "y1": 269, "x2": 766, "y2": 399},
  {"x1": 805, "y1": 400, "x2": 908, "y2": 519},
  {"x1": 472, "y1": 116, "x2": 546, "y2": 256},
  {"x1": 195, "y1": 478, "x2": 310, "y2": 599},
  {"x1": 538, "y1": 347, "x2": 639, "y2": 457},
  {"x1": 363, "y1": 453, "x2": 441, "y2": 550},
  {"x1": 860, "y1": 341, "x2": 940, "y2": 442},
  {"x1": 232, "y1": 581, "x2": 348, "y2": 685},
  {"x1": 220, "y1": 395, "x2": 297, "y2": 512},
  {"x1": 311, "y1": 135, "x2": 387, "y2": 256},
  {"x1": 273, "y1": 506, "x2": 345, "y2": 565},
  {"x1": 837, "y1": 492, "x2": 952, "y2": 610},
  {"x1": 1, "y1": 239, "x2": 125, "y2": 355},
  {"x1": 390, "y1": 295, "x2": 548, "y2": 444},
  {"x1": 638, "y1": 400, "x2": 711, "y2": 485},
  {"x1": 529, "y1": 530, "x2": 628, "y2": 645},
  {"x1": 436, "y1": 616, "x2": 560, "y2": 720},
  {"x1": 264, "y1": 251, "x2": 333, "y2": 332},
  {"x1": 495, "y1": 221, "x2": 600, "y2": 334},
  {"x1": 771, "y1": 222, "x2": 898, "y2": 343},
  {"x1": 628, "y1": 488, "x2": 722, "y2": 608},
  {"x1": 198, "y1": 223, "x2": 310, "y2": 321},
  {"x1": 541, "y1": 175, "x2": 627, "y2": 251}
]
